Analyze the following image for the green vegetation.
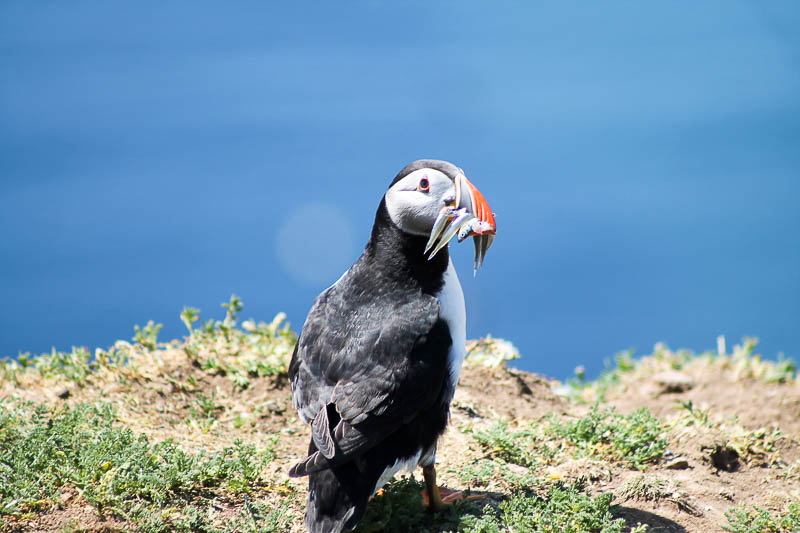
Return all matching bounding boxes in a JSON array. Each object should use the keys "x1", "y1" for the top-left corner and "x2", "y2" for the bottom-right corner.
[
  {"x1": 675, "y1": 400, "x2": 785, "y2": 468},
  {"x1": 461, "y1": 483, "x2": 647, "y2": 533},
  {"x1": 465, "y1": 336, "x2": 521, "y2": 368},
  {"x1": 567, "y1": 338, "x2": 797, "y2": 403},
  {"x1": 354, "y1": 477, "x2": 472, "y2": 533},
  {"x1": 615, "y1": 474, "x2": 699, "y2": 516},
  {"x1": 220, "y1": 498, "x2": 296, "y2": 533},
  {"x1": 181, "y1": 295, "x2": 297, "y2": 388},
  {"x1": 469, "y1": 408, "x2": 669, "y2": 471},
  {"x1": 549, "y1": 405, "x2": 667, "y2": 468},
  {"x1": 0, "y1": 401, "x2": 279, "y2": 530},
  {"x1": 469, "y1": 420, "x2": 539, "y2": 467},
  {"x1": 133, "y1": 320, "x2": 163, "y2": 350},
  {"x1": 723, "y1": 501, "x2": 800, "y2": 533},
  {"x1": 189, "y1": 391, "x2": 225, "y2": 433},
  {"x1": 353, "y1": 477, "x2": 643, "y2": 533},
  {"x1": 2, "y1": 345, "x2": 96, "y2": 385},
  {"x1": 0, "y1": 294, "x2": 296, "y2": 392}
]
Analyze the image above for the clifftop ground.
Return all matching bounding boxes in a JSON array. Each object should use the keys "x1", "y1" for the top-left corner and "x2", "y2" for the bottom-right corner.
[{"x1": 1, "y1": 298, "x2": 798, "y2": 532}]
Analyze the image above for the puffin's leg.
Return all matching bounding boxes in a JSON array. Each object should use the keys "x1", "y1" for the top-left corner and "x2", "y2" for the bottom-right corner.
[
  {"x1": 422, "y1": 464, "x2": 445, "y2": 511},
  {"x1": 422, "y1": 464, "x2": 486, "y2": 510}
]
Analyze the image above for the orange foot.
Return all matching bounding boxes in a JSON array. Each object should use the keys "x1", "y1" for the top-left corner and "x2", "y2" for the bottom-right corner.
[
  {"x1": 421, "y1": 486, "x2": 484, "y2": 508},
  {"x1": 421, "y1": 464, "x2": 485, "y2": 511}
]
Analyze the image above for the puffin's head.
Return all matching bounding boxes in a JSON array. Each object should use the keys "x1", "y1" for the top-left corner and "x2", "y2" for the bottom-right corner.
[{"x1": 385, "y1": 159, "x2": 496, "y2": 272}]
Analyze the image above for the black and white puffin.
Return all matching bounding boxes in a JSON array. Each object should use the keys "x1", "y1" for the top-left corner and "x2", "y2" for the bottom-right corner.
[{"x1": 288, "y1": 159, "x2": 496, "y2": 533}]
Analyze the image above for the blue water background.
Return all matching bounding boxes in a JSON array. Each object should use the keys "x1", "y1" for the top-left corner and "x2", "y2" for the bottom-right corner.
[{"x1": 1, "y1": 2, "x2": 798, "y2": 380}]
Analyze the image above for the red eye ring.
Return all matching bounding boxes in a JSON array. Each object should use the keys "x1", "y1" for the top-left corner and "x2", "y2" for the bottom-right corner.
[{"x1": 418, "y1": 178, "x2": 430, "y2": 191}]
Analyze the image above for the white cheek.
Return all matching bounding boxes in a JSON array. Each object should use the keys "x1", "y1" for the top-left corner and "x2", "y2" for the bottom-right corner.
[
  {"x1": 384, "y1": 189, "x2": 408, "y2": 228},
  {"x1": 385, "y1": 191, "x2": 435, "y2": 236},
  {"x1": 384, "y1": 169, "x2": 453, "y2": 236}
]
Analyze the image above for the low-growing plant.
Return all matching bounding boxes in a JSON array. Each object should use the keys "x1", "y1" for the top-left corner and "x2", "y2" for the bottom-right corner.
[
  {"x1": 723, "y1": 500, "x2": 800, "y2": 533},
  {"x1": 564, "y1": 348, "x2": 639, "y2": 402},
  {"x1": 134, "y1": 320, "x2": 163, "y2": 350},
  {"x1": 615, "y1": 474, "x2": 669, "y2": 503},
  {"x1": 469, "y1": 420, "x2": 539, "y2": 467},
  {"x1": 182, "y1": 296, "x2": 297, "y2": 388},
  {"x1": 717, "y1": 337, "x2": 798, "y2": 383},
  {"x1": 221, "y1": 496, "x2": 296, "y2": 533},
  {"x1": 0, "y1": 401, "x2": 277, "y2": 527},
  {"x1": 564, "y1": 338, "x2": 797, "y2": 403},
  {"x1": 1, "y1": 297, "x2": 297, "y2": 393},
  {"x1": 353, "y1": 476, "x2": 641, "y2": 533},
  {"x1": 676, "y1": 399, "x2": 711, "y2": 427},
  {"x1": 615, "y1": 474, "x2": 700, "y2": 516},
  {"x1": 549, "y1": 404, "x2": 668, "y2": 468},
  {"x1": 189, "y1": 391, "x2": 224, "y2": 433},
  {"x1": 1, "y1": 345, "x2": 96, "y2": 385},
  {"x1": 455, "y1": 460, "x2": 500, "y2": 488},
  {"x1": 466, "y1": 336, "x2": 521, "y2": 368},
  {"x1": 134, "y1": 503, "x2": 215, "y2": 533},
  {"x1": 354, "y1": 476, "x2": 478, "y2": 533},
  {"x1": 460, "y1": 482, "x2": 647, "y2": 533}
]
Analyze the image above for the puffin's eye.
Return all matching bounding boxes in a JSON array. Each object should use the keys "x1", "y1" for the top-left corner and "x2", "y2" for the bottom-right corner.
[{"x1": 418, "y1": 178, "x2": 430, "y2": 192}]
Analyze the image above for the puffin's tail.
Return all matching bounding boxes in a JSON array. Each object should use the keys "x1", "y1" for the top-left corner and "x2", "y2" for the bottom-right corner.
[
  {"x1": 306, "y1": 467, "x2": 366, "y2": 533},
  {"x1": 300, "y1": 443, "x2": 373, "y2": 533}
]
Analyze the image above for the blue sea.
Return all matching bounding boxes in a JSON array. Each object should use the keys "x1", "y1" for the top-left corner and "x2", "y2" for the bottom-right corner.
[{"x1": 1, "y1": 2, "x2": 798, "y2": 380}]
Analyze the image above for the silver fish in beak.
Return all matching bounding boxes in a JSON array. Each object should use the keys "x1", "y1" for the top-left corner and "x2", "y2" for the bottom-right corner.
[{"x1": 424, "y1": 173, "x2": 497, "y2": 274}]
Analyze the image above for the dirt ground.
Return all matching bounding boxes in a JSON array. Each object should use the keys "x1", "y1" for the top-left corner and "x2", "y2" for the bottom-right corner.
[{"x1": 3, "y1": 339, "x2": 799, "y2": 532}]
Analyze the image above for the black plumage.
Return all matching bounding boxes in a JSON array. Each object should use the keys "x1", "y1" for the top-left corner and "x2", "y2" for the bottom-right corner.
[{"x1": 288, "y1": 163, "x2": 465, "y2": 533}]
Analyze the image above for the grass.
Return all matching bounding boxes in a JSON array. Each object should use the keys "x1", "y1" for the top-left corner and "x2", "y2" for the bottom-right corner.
[
  {"x1": 220, "y1": 497, "x2": 297, "y2": 533},
  {"x1": 181, "y1": 295, "x2": 297, "y2": 388},
  {"x1": 0, "y1": 400, "x2": 280, "y2": 530},
  {"x1": 615, "y1": 474, "x2": 700, "y2": 516},
  {"x1": 133, "y1": 320, "x2": 163, "y2": 351},
  {"x1": 2, "y1": 346, "x2": 96, "y2": 386},
  {"x1": 674, "y1": 400, "x2": 786, "y2": 468},
  {"x1": 354, "y1": 477, "x2": 472, "y2": 533},
  {"x1": 0, "y1": 294, "x2": 297, "y2": 392},
  {"x1": 549, "y1": 404, "x2": 668, "y2": 469},
  {"x1": 461, "y1": 482, "x2": 647, "y2": 533},
  {"x1": 615, "y1": 474, "x2": 670, "y2": 503},
  {"x1": 469, "y1": 420, "x2": 539, "y2": 467},
  {"x1": 723, "y1": 500, "x2": 800, "y2": 533},
  {"x1": 565, "y1": 337, "x2": 797, "y2": 403},
  {"x1": 352, "y1": 477, "x2": 643, "y2": 533},
  {"x1": 463, "y1": 405, "x2": 668, "y2": 496}
]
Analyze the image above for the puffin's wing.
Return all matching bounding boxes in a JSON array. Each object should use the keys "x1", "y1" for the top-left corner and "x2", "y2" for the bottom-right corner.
[{"x1": 288, "y1": 285, "x2": 450, "y2": 477}]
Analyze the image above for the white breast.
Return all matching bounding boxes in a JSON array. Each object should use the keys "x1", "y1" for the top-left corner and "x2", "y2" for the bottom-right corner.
[
  {"x1": 371, "y1": 263, "x2": 465, "y2": 496},
  {"x1": 369, "y1": 260, "x2": 466, "y2": 496},
  {"x1": 436, "y1": 259, "x2": 467, "y2": 394}
]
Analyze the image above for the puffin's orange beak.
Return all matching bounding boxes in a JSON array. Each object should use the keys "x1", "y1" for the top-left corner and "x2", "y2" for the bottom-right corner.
[
  {"x1": 424, "y1": 173, "x2": 496, "y2": 273},
  {"x1": 455, "y1": 174, "x2": 496, "y2": 273},
  {"x1": 455, "y1": 174, "x2": 496, "y2": 237}
]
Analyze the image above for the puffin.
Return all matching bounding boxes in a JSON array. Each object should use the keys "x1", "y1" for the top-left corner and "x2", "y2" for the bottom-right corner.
[{"x1": 288, "y1": 159, "x2": 496, "y2": 533}]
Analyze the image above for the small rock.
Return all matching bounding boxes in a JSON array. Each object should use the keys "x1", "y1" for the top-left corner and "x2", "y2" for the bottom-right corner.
[
  {"x1": 717, "y1": 488, "x2": 735, "y2": 501},
  {"x1": 454, "y1": 402, "x2": 482, "y2": 418},
  {"x1": 664, "y1": 457, "x2": 689, "y2": 470},
  {"x1": 652, "y1": 370, "x2": 695, "y2": 393},
  {"x1": 265, "y1": 400, "x2": 285, "y2": 414},
  {"x1": 56, "y1": 387, "x2": 71, "y2": 399}
]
